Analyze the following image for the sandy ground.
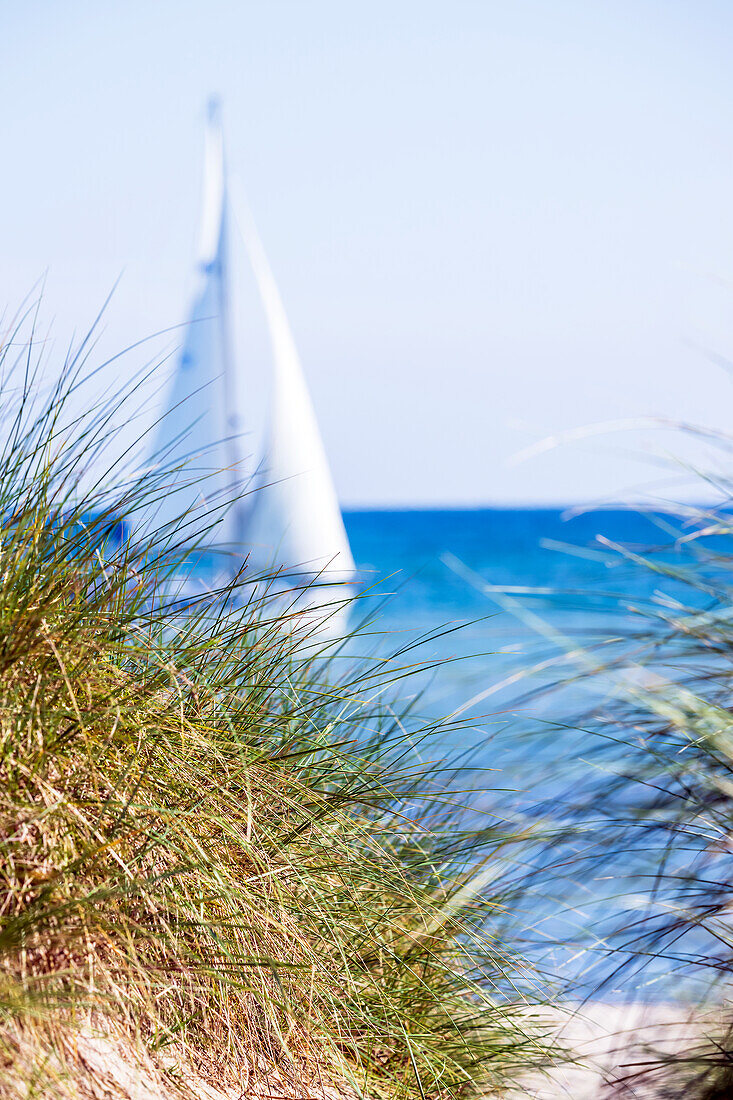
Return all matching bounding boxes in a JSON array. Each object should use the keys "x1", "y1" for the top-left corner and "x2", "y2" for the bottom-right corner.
[
  {"x1": 6, "y1": 1003, "x2": 724, "y2": 1099},
  {"x1": 9, "y1": 1022, "x2": 359, "y2": 1100},
  {"x1": 507, "y1": 1001, "x2": 722, "y2": 1099},
  {"x1": 68, "y1": 1004, "x2": 724, "y2": 1099}
]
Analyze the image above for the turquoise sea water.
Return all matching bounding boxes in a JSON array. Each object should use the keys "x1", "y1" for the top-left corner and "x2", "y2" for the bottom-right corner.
[
  {"x1": 345, "y1": 506, "x2": 671, "y2": 715},
  {"x1": 344, "y1": 507, "x2": 705, "y2": 995}
]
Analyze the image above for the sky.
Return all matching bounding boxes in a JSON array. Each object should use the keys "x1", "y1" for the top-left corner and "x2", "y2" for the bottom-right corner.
[{"x1": 2, "y1": 0, "x2": 733, "y2": 506}]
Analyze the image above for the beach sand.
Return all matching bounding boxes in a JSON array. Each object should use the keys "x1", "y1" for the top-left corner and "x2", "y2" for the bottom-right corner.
[{"x1": 508, "y1": 1001, "x2": 723, "y2": 1099}]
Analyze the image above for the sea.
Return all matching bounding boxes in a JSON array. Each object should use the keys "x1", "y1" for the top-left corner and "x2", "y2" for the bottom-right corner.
[
  {"x1": 344, "y1": 505, "x2": 673, "y2": 717},
  {"x1": 343, "y1": 507, "x2": 708, "y2": 997}
]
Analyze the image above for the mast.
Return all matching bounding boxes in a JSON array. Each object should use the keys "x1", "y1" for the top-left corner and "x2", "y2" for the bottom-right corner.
[
  {"x1": 149, "y1": 100, "x2": 242, "y2": 549},
  {"x1": 202, "y1": 98, "x2": 241, "y2": 512}
]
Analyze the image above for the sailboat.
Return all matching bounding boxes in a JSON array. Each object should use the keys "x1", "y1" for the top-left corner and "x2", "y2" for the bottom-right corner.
[{"x1": 151, "y1": 100, "x2": 355, "y2": 601}]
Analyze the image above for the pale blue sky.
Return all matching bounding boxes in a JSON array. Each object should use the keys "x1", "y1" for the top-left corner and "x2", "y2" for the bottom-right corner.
[{"x1": 2, "y1": 0, "x2": 733, "y2": 505}]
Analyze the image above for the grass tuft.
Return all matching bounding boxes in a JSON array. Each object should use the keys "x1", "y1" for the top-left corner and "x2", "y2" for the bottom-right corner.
[{"x1": 0, "y1": 314, "x2": 542, "y2": 1098}]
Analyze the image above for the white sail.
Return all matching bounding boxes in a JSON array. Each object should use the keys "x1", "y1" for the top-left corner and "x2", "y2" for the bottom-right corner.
[
  {"x1": 233, "y1": 200, "x2": 355, "y2": 582},
  {"x1": 150, "y1": 100, "x2": 242, "y2": 548}
]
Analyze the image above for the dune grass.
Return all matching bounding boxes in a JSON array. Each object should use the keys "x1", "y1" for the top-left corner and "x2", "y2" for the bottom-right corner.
[{"x1": 0, "y1": 317, "x2": 544, "y2": 1098}]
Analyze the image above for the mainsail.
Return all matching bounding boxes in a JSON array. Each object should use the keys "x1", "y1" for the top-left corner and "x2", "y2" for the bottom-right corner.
[
  {"x1": 152, "y1": 101, "x2": 354, "y2": 586},
  {"x1": 234, "y1": 201, "x2": 355, "y2": 581},
  {"x1": 150, "y1": 100, "x2": 242, "y2": 549}
]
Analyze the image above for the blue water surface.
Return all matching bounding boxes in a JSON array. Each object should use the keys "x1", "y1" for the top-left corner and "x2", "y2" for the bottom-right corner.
[
  {"x1": 343, "y1": 507, "x2": 715, "y2": 997},
  {"x1": 345, "y1": 507, "x2": 674, "y2": 716}
]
